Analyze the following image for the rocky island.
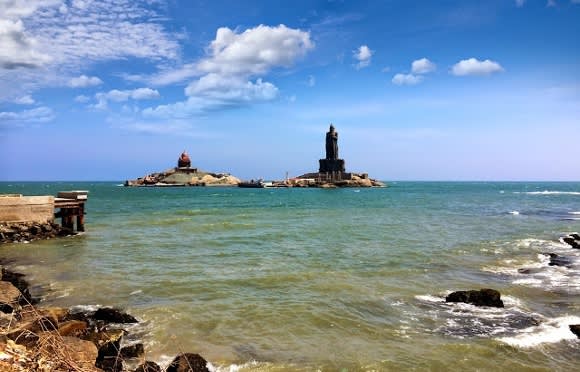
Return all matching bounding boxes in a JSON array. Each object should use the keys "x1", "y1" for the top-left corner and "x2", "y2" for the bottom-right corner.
[
  {"x1": 124, "y1": 151, "x2": 241, "y2": 187},
  {"x1": 292, "y1": 124, "x2": 385, "y2": 188}
]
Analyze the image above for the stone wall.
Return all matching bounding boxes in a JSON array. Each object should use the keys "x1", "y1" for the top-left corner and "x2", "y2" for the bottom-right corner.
[{"x1": 0, "y1": 195, "x2": 55, "y2": 224}]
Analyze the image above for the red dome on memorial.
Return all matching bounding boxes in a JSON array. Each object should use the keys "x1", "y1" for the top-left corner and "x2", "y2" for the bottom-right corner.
[{"x1": 177, "y1": 151, "x2": 191, "y2": 168}]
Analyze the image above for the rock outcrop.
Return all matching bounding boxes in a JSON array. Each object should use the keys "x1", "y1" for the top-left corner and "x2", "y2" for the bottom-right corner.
[
  {"x1": 445, "y1": 288, "x2": 504, "y2": 308},
  {"x1": 0, "y1": 266, "x2": 215, "y2": 372},
  {"x1": 0, "y1": 221, "x2": 73, "y2": 244},
  {"x1": 561, "y1": 233, "x2": 580, "y2": 249},
  {"x1": 125, "y1": 167, "x2": 240, "y2": 187},
  {"x1": 166, "y1": 353, "x2": 211, "y2": 372},
  {"x1": 570, "y1": 324, "x2": 580, "y2": 338}
]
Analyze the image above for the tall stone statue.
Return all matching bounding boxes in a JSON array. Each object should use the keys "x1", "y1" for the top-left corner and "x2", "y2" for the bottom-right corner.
[
  {"x1": 319, "y1": 124, "x2": 345, "y2": 174},
  {"x1": 325, "y1": 124, "x2": 338, "y2": 160}
]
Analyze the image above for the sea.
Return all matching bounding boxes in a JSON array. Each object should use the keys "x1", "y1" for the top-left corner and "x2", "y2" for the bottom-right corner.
[{"x1": 0, "y1": 181, "x2": 579, "y2": 371}]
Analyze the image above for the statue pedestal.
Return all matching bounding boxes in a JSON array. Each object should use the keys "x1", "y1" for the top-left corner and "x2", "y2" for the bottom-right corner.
[{"x1": 319, "y1": 159, "x2": 345, "y2": 173}]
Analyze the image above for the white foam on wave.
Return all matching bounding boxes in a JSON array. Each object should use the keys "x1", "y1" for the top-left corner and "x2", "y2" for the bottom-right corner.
[
  {"x1": 509, "y1": 211, "x2": 520, "y2": 215},
  {"x1": 415, "y1": 294, "x2": 445, "y2": 303},
  {"x1": 498, "y1": 315, "x2": 580, "y2": 348},
  {"x1": 69, "y1": 304, "x2": 102, "y2": 313},
  {"x1": 569, "y1": 212, "x2": 580, "y2": 215},
  {"x1": 516, "y1": 191, "x2": 580, "y2": 196}
]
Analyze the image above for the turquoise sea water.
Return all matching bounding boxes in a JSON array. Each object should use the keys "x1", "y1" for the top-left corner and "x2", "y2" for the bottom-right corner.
[{"x1": 1, "y1": 182, "x2": 579, "y2": 371}]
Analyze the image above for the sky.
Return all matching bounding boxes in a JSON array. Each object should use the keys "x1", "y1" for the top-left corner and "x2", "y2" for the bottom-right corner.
[{"x1": 0, "y1": 0, "x2": 579, "y2": 181}]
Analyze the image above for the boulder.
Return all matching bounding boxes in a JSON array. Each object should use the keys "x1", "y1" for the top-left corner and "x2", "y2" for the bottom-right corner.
[
  {"x1": 570, "y1": 324, "x2": 580, "y2": 338},
  {"x1": 166, "y1": 353, "x2": 210, "y2": 372},
  {"x1": 92, "y1": 307, "x2": 138, "y2": 324},
  {"x1": 0, "y1": 281, "x2": 23, "y2": 313},
  {"x1": 562, "y1": 235, "x2": 580, "y2": 249},
  {"x1": 37, "y1": 334, "x2": 99, "y2": 371},
  {"x1": 544, "y1": 253, "x2": 573, "y2": 268},
  {"x1": 58, "y1": 320, "x2": 88, "y2": 337},
  {"x1": 1, "y1": 268, "x2": 32, "y2": 303},
  {"x1": 134, "y1": 361, "x2": 162, "y2": 372},
  {"x1": 120, "y1": 343, "x2": 144, "y2": 359},
  {"x1": 445, "y1": 288, "x2": 504, "y2": 308}
]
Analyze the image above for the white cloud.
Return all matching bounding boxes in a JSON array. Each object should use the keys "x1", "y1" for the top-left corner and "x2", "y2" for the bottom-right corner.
[
  {"x1": 516, "y1": 0, "x2": 526, "y2": 6},
  {"x1": 13, "y1": 95, "x2": 34, "y2": 104},
  {"x1": 451, "y1": 58, "x2": 504, "y2": 76},
  {"x1": 74, "y1": 94, "x2": 90, "y2": 103},
  {"x1": 68, "y1": 74, "x2": 103, "y2": 88},
  {"x1": 197, "y1": 24, "x2": 313, "y2": 77},
  {"x1": 392, "y1": 73, "x2": 423, "y2": 86},
  {"x1": 353, "y1": 45, "x2": 373, "y2": 69},
  {"x1": 0, "y1": 0, "x2": 180, "y2": 102},
  {"x1": 411, "y1": 58, "x2": 436, "y2": 74},
  {"x1": 0, "y1": 19, "x2": 52, "y2": 69},
  {"x1": 94, "y1": 87, "x2": 160, "y2": 109},
  {"x1": 144, "y1": 24, "x2": 313, "y2": 118},
  {"x1": 0, "y1": 106, "x2": 54, "y2": 123},
  {"x1": 308, "y1": 75, "x2": 316, "y2": 87}
]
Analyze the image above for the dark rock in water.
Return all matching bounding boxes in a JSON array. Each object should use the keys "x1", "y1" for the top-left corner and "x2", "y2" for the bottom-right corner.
[
  {"x1": 518, "y1": 268, "x2": 542, "y2": 274},
  {"x1": 120, "y1": 343, "x2": 144, "y2": 358},
  {"x1": 96, "y1": 356, "x2": 123, "y2": 372},
  {"x1": 134, "y1": 361, "x2": 162, "y2": 372},
  {"x1": 445, "y1": 288, "x2": 504, "y2": 308},
  {"x1": 544, "y1": 253, "x2": 573, "y2": 268},
  {"x1": 93, "y1": 307, "x2": 138, "y2": 323},
  {"x1": 562, "y1": 234, "x2": 580, "y2": 248},
  {"x1": 570, "y1": 324, "x2": 580, "y2": 338},
  {"x1": 166, "y1": 353, "x2": 210, "y2": 372}
]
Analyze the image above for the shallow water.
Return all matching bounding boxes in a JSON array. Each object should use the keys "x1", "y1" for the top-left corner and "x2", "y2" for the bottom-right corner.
[{"x1": 1, "y1": 182, "x2": 579, "y2": 371}]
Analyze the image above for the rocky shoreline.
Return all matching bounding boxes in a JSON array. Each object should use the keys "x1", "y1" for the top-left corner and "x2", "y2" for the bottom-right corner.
[
  {"x1": 0, "y1": 223, "x2": 214, "y2": 371},
  {"x1": 0, "y1": 222, "x2": 75, "y2": 245},
  {"x1": 0, "y1": 261, "x2": 214, "y2": 371}
]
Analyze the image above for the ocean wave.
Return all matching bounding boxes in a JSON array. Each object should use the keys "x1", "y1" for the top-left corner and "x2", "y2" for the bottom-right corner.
[
  {"x1": 416, "y1": 293, "x2": 541, "y2": 338},
  {"x1": 498, "y1": 316, "x2": 580, "y2": 348},
  {"x1": 570, "y1": 212, "x2": 580, "y2": 215},
  {"x1": 514, "y1": 191, "x2": 580, "y2": 196},
  {"x1": 509, "y1": 211, "x2": 520, "y2": 215}
]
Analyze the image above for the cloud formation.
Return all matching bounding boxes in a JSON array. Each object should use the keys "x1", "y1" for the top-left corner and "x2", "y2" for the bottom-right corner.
[
  {"x1": 0, "y1": 106, "x2": 54, "y2": 124},
  {"x1": 94, "y1": 88, "x2": 160, "y2": 109},
  {"x1": 13, "y1": 95, "x2": 35, "y2": 105},
  {"x1": 411, "y1": 58, "x2": 436, "y2": 74},
  {"x1": 68, "y1": 75, "x2": 103, "y2": 88},
  {"x1": 144, "y1": 24, "x2": 313, "y2": 119},
  {"x1": 392, "y1": 73, "x2": 424, "y2": 86},
  {"x1": 0, "y1": 19, "x2": 52, "y2": 69},
  {"x1": 353, "y1": 45, "x2": 373, "y2": 69},
  {"x1": 451, "y1": 58, "x2": 504, "y2": 76},
  {"x1": 0, "y1": 0, "x2": 180, "y2": 101},
  {"x1": 392, "y1": 58, "x2": 436, "y2": 86}
]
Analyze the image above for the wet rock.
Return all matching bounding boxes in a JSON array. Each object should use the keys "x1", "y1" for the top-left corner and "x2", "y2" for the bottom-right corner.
[
  {"x1": 445, "y1": 288, "x2": 504, "y2": 308},
  {"x1": 96, "y1": 356, "x2": 124, "y2": 372},
  {"x1": 120, "y1": 343, "x2": 144, "y2": 358},
  {"x1": 570, "y1": 324, "x2": 580, "y2": 338},
  {"x1": 166, "y1": 353, "x2": 210, "y2": 372},
  {"x1": 134, "y1": 361, "x2": 162, "y2": 372},
  {"x1": 92, "y1": 307, "x2": 138, "y2": 324},
  {"x1": 544, "y1": 253, "x2": 573, "y2": 268},
  {"x1": 517, "y1": 268, "x2": 542, "y2": 274},
  {"x1": 562, "y1": 234, "x2": 580, "y2": 248}
]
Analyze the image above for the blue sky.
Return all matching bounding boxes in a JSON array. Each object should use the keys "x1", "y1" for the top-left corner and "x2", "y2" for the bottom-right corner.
[{"x1": 0, "y1": 0, "x2": 579, "y2": 181}]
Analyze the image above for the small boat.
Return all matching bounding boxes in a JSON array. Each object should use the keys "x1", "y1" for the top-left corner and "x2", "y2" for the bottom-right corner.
[{"x1": 238, "y1": 179, "x2": 266, "y2": 188}]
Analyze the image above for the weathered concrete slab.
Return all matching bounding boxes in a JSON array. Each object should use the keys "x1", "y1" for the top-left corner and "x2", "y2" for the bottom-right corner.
[{"x1": 0, "y1": 195, "x2": 54, "y2": 224}]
